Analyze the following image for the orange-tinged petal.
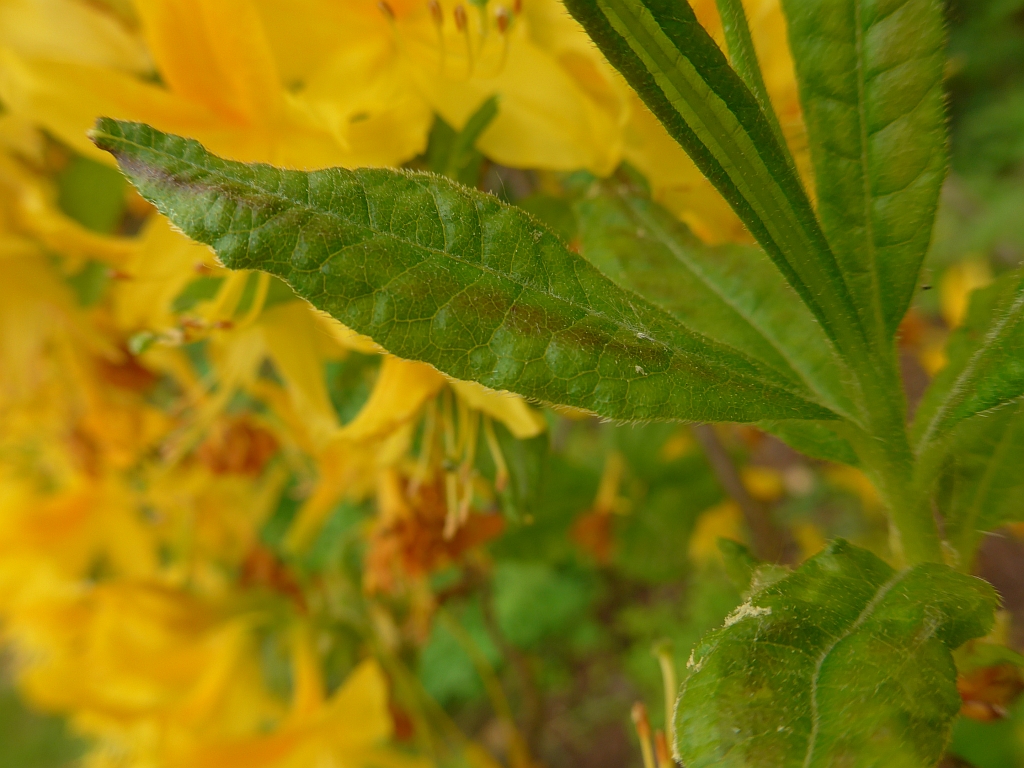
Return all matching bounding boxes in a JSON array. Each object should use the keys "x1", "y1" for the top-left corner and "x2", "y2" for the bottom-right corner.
[{"x1": 133, "y1": 0, "x2": 281, "y2": 124}]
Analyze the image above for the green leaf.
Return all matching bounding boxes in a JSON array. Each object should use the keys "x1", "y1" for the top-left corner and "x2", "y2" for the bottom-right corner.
[
  {"x1": 676, "y1": 539, "x2": 998, "y2": 767},
  {"x1": 574, "y1": 181, "x2": 853, "y2": 418},
  {"x1": 937, "y1": 401, "x2": 1024, "y2": 563},
  {"x1": 57, "y1": 154, "x2": 127, "y2": 233},
  {"x1": 780, "y1": 0, "x2": 948, "y2": 341},
  {"x1": 561, "y1": 0, "x2": 867, "y2": 362},
  {"x1": 914, "y1": 269, "x2": 1024, "y2": 453},
  {"x1": 426, "y1": 95, "x2": 499, "y2": 187},
  {"x1": 717, "y1": 538, "x2": 759, "y2": 591},
  {"x1": 493, "y1": 561, "x2": 594, "y2": 649},
  {"x1": 758, "y1": 419, "x2": 860, "y2": 466},
  {"x1": 91, "y1": 118, "x2": 837, "y2": 424},
  {"x1": 713, "y1": 0, "x2": 790, "y2": 159}
]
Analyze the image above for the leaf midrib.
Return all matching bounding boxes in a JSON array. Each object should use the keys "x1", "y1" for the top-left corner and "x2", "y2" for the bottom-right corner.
[
  {"x1": 802, "y1": 568, "x2": 909, "y2": 768},
  {"x1": 853, "y1": 0, "x2": 887, "y2": 344},
  {"x1": 102, "y1": 127, "x2": 830, "y2": 407}
]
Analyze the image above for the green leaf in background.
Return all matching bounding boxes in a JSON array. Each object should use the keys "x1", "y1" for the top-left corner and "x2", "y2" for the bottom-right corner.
[
  {"x1": 757, "y1": 419, "x2": 860, "y2": 466},
  {"x1": 57, "y1": 154, "x2": 126, "y2": 233},
  {"x1": 91, "y1": 118, "x2": 837, "y2": 424},
  {"x1": 0, "y1": 685, "x2": 83, "y2": 768},
  {"x1": 561, "y1": 0, "x2": 866, "y2": 362},
  {"x1": 574, "y1": 180, "x2": 852, "y2": 418},
  {"x1": 493, "y1": 561, "x2": 594, "y2": 649},
  {"x1": 937, "y1": 401, "x2": 1024, "y2": 564},
  {"x1": 675, "y1": 539, "x2": 998, "y2": 767},
  {"x1": 914, "y1": 269, "x2": 1024, "y2": 454},
  {"x1": 781, "y1": 0, "x2": 948, "y2": 342},
  {"x1": 426, "y1": 95, "x2": 499, "y2": 188}
]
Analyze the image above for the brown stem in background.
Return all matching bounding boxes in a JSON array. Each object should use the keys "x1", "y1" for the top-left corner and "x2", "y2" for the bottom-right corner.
[
  {"x1": 692, "y1": 425, "x2": 794, "y2": 564},
  {"x1": 477, "y1": 571, "x2": 546, "y2": 758}
]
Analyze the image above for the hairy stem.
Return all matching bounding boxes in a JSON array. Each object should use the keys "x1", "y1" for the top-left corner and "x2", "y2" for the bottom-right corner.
[{"x1": 842, "y1": 348, "x2": 943, "y2": 565}]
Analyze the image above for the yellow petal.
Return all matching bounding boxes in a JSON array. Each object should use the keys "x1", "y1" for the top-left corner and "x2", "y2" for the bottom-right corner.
[
  {"x1": 0, "y1": 47, "x2": 218, "y2": 164},
  {"x1": 292, "y1": 26, "x2": 432, "y2": 168},
  {"x1": 0, "y1": 0, "x2": 150, "y2": 72},
  {"x1": 312, "y1": 311, "x2": 384, "y2": 356},
  {"x1": 321, "y1": 659, "x2": 393, "y2": 748},
  {"x1": 112, "y1": 215, "x2": 213, "y2": 332},
  {"x1": 0, "y1": 152, "x2": 138, "y2": 266},
  {"x1": 941, "y1": 258, "x2": 992, "y2": 329},
  {"x1": 448, "y1": 379, "x2": 546, "y2": 439},
  {"x1": 260, "y1": 301, "x2": 341, "y2": 445},
  {"x1": 340, "y1": 356, "x2": 445, "y2": 443},
  {"x1": 286, "y1": 623, "x2": 326, "y2": 723},
  {"x1": 410, "y1": 17, "x2": 626, "y2": 174},
  {"x1": 740, "y1": 466, "x2": 785, "y2": 503},
  {"x1": 133, "y1": 0, "x2": 281, "y2": 124},
  {"x1": 0, "y1": 113, "x2": 44, "y2": 162},
  {"x1": 689, "y1": 501, "x2": 744, "y2": 565}
]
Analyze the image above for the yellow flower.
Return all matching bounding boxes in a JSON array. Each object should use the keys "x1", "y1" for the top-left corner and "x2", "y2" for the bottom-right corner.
[
  {"x1": 178, "y1": 627, "x2": 428, "y2": 768},
  {"x1": 254, "y1": 0, "x2": 629, "y2": 175},
  {"x1": 0, "y1": 0, "x2": 429, "y2": 169},
  {"x1": 5, "y1": 582, "x2": 283, "y2": 768}
]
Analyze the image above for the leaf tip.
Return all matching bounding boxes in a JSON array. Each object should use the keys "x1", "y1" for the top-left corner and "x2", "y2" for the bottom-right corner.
[{"x1": 88, "y1": 116, "x2": 122, "y2": 153}]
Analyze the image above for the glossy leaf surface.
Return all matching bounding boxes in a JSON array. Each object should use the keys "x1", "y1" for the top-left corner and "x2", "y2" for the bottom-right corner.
[
  {"x1": 561, "y1": 0, "x2": 867, "y2": 361},
  {"x1": 676, "y1": 539, "x2": 997, "y2": 767},
  {"x1": 91, "y1": 119, "x2": 835, "y2": 424},
  {"x1": 781, "y1": 0, "x2": 948, "y2": 341}
]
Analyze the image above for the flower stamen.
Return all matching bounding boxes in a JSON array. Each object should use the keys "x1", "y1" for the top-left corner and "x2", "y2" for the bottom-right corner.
[{"x1": 453, "y1": 5, "x2": 474, "y2": 76}]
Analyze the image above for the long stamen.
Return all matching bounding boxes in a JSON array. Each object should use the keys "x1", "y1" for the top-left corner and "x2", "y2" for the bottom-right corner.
[
  {"x1": 453, "y1": 4, "x2": 474, "y2": 77},
  {"x1": 495, "y1": 5, "x2": 511, "y2": 71},
  {"x1": 458, "y1": 409, "x2": 479, "y2": 525},
  {"x1": 654, "y1": 731, "x2": 672, "y2": 768},
  {"x1": 428, "y1": 0, "x2": 446, "y2": 77},
  {"x1": 236, "y1": 272, "x2": 271, "y2": 328},
  {"x1": 410, "y1": 399, "x2": 437, "y2": 496},
  {"x1": 483, "y1": 417, "x2": 509, "y2": 492},
  {"x1": 442, "y1": 390, "x2": 460, "y2": 539},
  {"x1": 632, "y1": 702, "x2": 656, "y2": 768},
  {"x1": 653, "y1": 640, "x2": 678, "y2": 734}
]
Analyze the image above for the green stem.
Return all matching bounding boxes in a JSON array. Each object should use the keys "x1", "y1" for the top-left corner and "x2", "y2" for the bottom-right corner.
[{"x1": 840, "y1": 346, "x2": 943, "y2": 566}]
